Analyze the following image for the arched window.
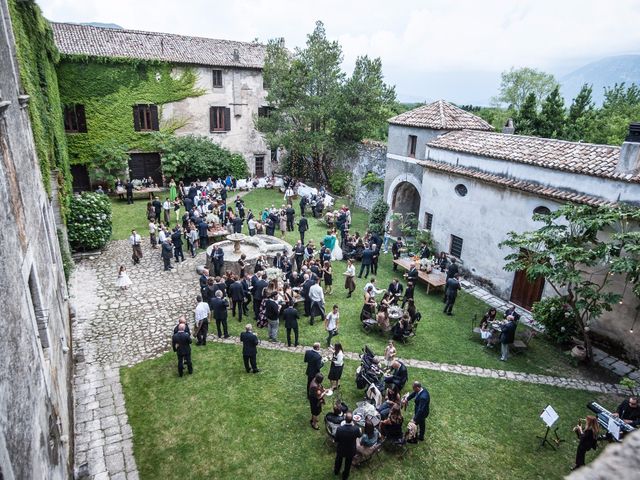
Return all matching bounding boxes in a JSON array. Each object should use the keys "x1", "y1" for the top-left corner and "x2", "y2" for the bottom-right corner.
[
  {"x1": 454, "y1": 184, "x2": 468, "y2": 197},
  {"x1": 533, "y1": 206, "x2": 551, "y2": 216}
]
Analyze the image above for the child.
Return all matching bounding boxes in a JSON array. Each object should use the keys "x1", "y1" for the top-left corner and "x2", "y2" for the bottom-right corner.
[
  {"x1": 116, "y1": 265, "x2": 132, "y2": 290},
  {"x1": 384, "y1": 340, "x2": 397, "y2": 364}
]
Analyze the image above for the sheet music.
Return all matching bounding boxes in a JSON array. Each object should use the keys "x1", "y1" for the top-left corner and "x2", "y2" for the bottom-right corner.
[
  {"x1": 608, "y1": 417, "x2": 621, "y2": 441},
  {"x1": 540, "y1": 405, "x2": 559, "y2": 428}
]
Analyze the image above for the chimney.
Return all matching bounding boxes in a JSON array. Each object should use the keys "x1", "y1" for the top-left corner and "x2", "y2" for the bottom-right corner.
[
  {"x1": 502, "y1": 118, "x2": 515, "y2": 134},
  {"x1": 616, "y1": 123, "x2": 640, "y2": 175}
]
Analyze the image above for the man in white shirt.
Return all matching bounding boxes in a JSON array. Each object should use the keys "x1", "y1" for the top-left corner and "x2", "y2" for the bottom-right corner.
[
  {"x1": 162, "y1": 198, "x2": 172, "y2": 225},
  {"x1": 194, "y1": 295, "x2": 211, "y2": 345},
  {"x1": 308, "y1": 282, "x2": 325, "y2": 326},
  {"x1": 248, "y1": 217, "x2": 256, "y2": 236},
  {"x1": 325, "y1": 304, "x2": 340, "y2": 347},
  {"x1": 129, "y1": 229, "x2": 143, "y2": 264},
  {"x1": 158, "y1": 226, "x2": 167, "y2": 245},
  {"x1": 149, "y1": 221, "x2": 158, "y2": 249},
  {"x1": 363, "y1": 278, "x2": 384, "y2": 298}
]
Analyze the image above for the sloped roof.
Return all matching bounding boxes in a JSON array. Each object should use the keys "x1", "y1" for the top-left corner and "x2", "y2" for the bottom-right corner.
[
  {"x1": 426, "y1": 129, "x2": 636, "y2": 183},
  {"x1": 51, "y1": 22, "x2": 266, "y2": 69},
  {"x1": 417, "y1": 159, "x2": 617, "y2": 207},
  {"x1": 388, "y1": 100, "x2": 494, "y2": 131}
]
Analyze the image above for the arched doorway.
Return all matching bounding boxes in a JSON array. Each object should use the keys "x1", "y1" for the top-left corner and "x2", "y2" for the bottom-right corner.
[{"x1": 391, "y1": 181, "x2": 421, "y2": 236}]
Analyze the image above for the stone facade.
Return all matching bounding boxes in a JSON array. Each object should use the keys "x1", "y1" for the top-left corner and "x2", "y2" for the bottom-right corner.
[
  {"x1": 336, "y1": 140, "x2": 387, "y2": 210},
  {"x1": 0, "y1": 1, "x2": 73, "y2": 477},
  {"x1": 163, "y1": 66, "x2": 272, "y2": 176}
]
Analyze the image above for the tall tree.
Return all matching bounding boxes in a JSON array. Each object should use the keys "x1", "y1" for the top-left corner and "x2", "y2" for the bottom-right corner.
[
  {"x1": 256, "y1": 21, "x2": 395, "y2": 182},
  {"x1": 494, "y1": 67, "x2": 558, "y2": 110},
  {"x1": 565, "y1": 83, "x2": 595, "y2": 142},
  {"x1": 514, "y1": 92, "x2": 539, "y2": 136},
  {"x1": 537, "y1": 86, "x2": 566, "y2": 138},
  {"x1": 500, "y1": 204, "x2": 640, "y2": 363},
  {"x1": 587, "y1": 83, "x2": 640, "y2": 145}
]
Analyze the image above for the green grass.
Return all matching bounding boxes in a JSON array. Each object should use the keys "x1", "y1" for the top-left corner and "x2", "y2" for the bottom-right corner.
[
  {"x1": 110, "y1": 189, "x2": 613, "y2": 379},
  {"x1": 110, "y1": 197, "x2": 152, "y2": 241},
  {"x1": 122, "y1": 343, "x2": 616, "y2": 480}
]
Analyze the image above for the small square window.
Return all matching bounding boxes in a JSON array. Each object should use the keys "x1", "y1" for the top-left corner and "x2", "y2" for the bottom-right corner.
[
  {"x1": 450, "y1": 235, "x2": 463, "y2": 258},
  {"x1": 212, "y1": 69, "x2": 223, "y2": 88}
]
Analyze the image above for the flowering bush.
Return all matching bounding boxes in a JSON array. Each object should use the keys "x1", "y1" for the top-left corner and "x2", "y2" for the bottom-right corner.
[
  {"x1": 67, "y1": 193, "x2": 112, "y2": 251},
  {"x1": 532, "y1": 296, "x2": 577, "y2": 344}
]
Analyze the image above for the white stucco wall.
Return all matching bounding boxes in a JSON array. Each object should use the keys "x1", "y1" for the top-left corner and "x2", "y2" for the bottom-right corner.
[
  {"x1": 387, "y1": 124, "x2": 446, "y2": 159},
  {"x1": 427, "y1": 147, "x2": 640, "y2": 204},
  {"x1": 162, "y1": 66, "x2": 271, "y2": 176}
]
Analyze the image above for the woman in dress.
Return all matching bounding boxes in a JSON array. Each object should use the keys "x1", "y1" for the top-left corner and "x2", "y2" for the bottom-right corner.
[
  {"x1": 308, "y1": 373, "x2": 328, "y2": 430},
  {"x1": 146, "y1": 202, "x2": 156, "y2": 222},
  {"x1": 330, "y1": 230, "x2": 343, "y2": 261},
  {"x1": 480, "y1": 307, "x2": 497, "y2": 347},
  {"x1": 353, "y1": 418, "x2": 380, "y2": 466},
  {"x1": 169, "y1": 178, "x2": 177, "y2": 201},
  {"x1": 380, "y1": 404, "x2": 404, "y2": 439},
  {"x1": 323, "y1": 261, "x2": 333, "y2": 295},
  {"x1": 361, "y1": 285, "x2": 377, "y2": 322},
  {"x1": 238, "y1": 254, "x2": 247, "y2": 278},
  {"x1": 572, "y1": 416, "x2": 599, "y2": 470},
  {"x1": 173, "y1": 198, "x2": 181, "y2": 224},
  {"x1": 115, "y1": 265, "x2": 132, "y2": 291},
  {"x1": 279, "y1": 209, "x2": 287, "y2": 238},
  {"x1": 328, "y1": 343, "x2": 344, "y2": 390},
  {"x1": 343, "y1": 259, "x2": 356, "y2": 298},
  {"x1": 325, "y1": 305, "x2": 340, "y2": 347}
]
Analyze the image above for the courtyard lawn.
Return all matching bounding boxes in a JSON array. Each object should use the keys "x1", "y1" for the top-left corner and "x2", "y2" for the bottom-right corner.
[
  {"x1": 121, "y1": 343, "x2": 617, "y2": 480},
  {"x1": 109, "y1": 188, "x2": 615, "y2": 379}
]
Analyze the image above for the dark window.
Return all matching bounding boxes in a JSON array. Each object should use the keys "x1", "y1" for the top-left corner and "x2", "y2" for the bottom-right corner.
[
  {"x1": 258, "y1": 106, "x2": 274, "y2": 118},
  {"x1": 450, "y1": 235, "x2": 463, "y2": 258},
  {"x1": 270, "y1": 148, "x2": 278, "y2": 163},
  {"x1": 63, "y1": 104, "x2": 87, "y2": 133},
  {"x1": 212, "y1": 69, "x2": 223, "y2": 88},
  {"x1": 255, "y1": 155, "x2": 265, "y2": 176},
  {"x1": 28, "y1": 266, "x2": 50, "y2": 349},
  {"x1": 408, "y1": 135, "x2": 417, "y2": 158},
  {"x1": 424, "y1": 212, "x2": 433, "y2": 230},
  {"x1": 533, "y1": 206, "x2": 551, "y2": 216},
  {"x1": 455, "y1": 184, "x2": 468, "y2": 197},
  {"x1": 210, "y1": 106, "x2": 231, "y2": 132},
  {"x1": 133, "y1": 104, "x2": 159, "y2": 132}
]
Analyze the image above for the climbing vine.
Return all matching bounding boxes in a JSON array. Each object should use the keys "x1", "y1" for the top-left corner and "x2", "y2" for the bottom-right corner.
[
  {"x1": 57, "y1": 59, "x2": 204, "y2": 167},
  {"x1": 8, "y1": 0, "x2": 72, "y2": 220}
]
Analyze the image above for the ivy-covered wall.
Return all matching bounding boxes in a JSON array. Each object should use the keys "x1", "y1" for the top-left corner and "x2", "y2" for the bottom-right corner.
[
  {"x1": 57, "y1": 59, "x2": 204, "y2": 166},
  {"x1": 8, "y1": 0, "x2": 72, "y2": 219}
]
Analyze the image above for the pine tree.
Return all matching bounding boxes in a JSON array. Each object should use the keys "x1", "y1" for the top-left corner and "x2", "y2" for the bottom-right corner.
[
  {"x1": 566, "y1": 84, "x2": 595, "y2": 141},
  {"x1": 514, "y1": 92, "x2": 538, "y2": 135},
  {"x1": 537, "y1": 86, "x2": 566, "y2": 138}
]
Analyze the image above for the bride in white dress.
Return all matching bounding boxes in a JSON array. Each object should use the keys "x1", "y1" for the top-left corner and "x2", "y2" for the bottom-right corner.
[{"x1": 331, "y1": 233, "x2": 343, "y2": 261}]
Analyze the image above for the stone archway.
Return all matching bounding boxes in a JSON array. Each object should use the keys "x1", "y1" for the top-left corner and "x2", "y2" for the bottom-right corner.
[{"x1": 389, "y1": 179, "x2": 421, "y2": 236}]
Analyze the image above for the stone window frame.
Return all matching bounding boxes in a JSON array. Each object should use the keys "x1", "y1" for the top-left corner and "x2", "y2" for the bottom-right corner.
[
  {"x1": 212, "y1": 69, "x2": 223, "y2": 88},
  {"x1": 407, "y1": 135, "x2": 418, "y2": 158}
]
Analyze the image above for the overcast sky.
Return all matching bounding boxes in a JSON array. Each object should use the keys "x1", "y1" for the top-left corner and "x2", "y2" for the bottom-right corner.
[{"x1": 38, "y1": 0, "x2": 640, "y2": 104}]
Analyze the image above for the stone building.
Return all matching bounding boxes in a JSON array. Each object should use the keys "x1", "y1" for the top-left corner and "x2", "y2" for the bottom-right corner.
[
  {"x1": 51, "y1": 22, "x2": 273, "y2": 189},
  {"x1": 383, "y1": 100, "x2": 640, "y2": 360},
  {"x1": 0, "y1": 0, "x2": 73, "y2": 477}
]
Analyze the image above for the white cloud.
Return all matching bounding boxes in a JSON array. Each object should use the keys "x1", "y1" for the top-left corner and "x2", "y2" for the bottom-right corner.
[{"x1": 36, "y1": 0, "x2": 640, "y2": 102}]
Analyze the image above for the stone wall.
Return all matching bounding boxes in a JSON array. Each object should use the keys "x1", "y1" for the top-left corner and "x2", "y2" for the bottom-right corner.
[
  {"x1": 336, "y1": 140, "x2": 387, "y2": 210},
  {"x1": 0, "y1": 1, "x2": 73, "y2": 478}
]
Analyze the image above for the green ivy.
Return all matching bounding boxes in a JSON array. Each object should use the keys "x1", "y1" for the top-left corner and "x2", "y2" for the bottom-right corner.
[
  {"x1": 361, "y1": 171, "x2": 384, "y2": 189},
  {"x1": 328, "y1": 169, "x2": 353, "y2": 196},
  {"x1": 8, "y1": 0, "x2": 72, "y2": 220},
  {"x1": 57, "y1": 59, "x2": 204, "y2": 167},
  {"x1": 67, "y1": 193, "x2": 112, "y2": 251}
]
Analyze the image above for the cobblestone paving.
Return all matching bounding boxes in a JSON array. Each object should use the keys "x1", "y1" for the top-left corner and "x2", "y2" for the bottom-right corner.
[{"x1": 70, "y1": 239, "x2": 632, "y2": 479}]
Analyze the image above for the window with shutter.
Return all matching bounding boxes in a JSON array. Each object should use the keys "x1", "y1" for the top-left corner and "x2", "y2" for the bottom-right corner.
[
  {"x1": 210, "y1": 106, "x2": 229, "y2": 132},
  {"x1": 133, "y1": 104, "x2": 159, "y2": 132},
  {"x1": 424, "y1": 212, "x2": 433, "y2": 230},
  {"x1": 450, "y1": 235, "x2": 463, "y2": 258},
  {"x1": 63, "y1": 104, "x2": 87, "y2": 133},
  {"x1": 212, "y1": 69, "x2": 223, "y2": 88}
]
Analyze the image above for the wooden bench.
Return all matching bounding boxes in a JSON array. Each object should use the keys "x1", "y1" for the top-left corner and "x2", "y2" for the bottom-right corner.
[{"x1": 393, "y1": 258, "x2": 447, "y2": 294}]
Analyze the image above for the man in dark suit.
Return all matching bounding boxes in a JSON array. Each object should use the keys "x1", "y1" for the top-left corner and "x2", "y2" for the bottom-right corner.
[
  {"x1": 172, "y1": 323, "x2": 192, "y2": 377},
  {"x1": 232, "y1": 215, "x2": 243, "y2": 233},
  {"x1": 334, "y1": 412, "x2": 361, "y2": 480},
  {"x1": 210, "y1": 290, "x2": 230, "y2": 338},
  {"x1": 293, "y1": 240, "x2": 305, "y2": 272},
  {"x1": 161, "y1": 238, "x2": 173, "y2": 271},
  {"x1": 388, "y1": 278, "x2": 404, "y2": 305},
  {"x1": 285, "y1": 205, "x2": 296, "y2": 231},
  {"x1": 125, "y1": 180, "x2": 134, "y2": 204},
  {"x1": 212, "y1": 245, "x2": 224, "y2": 277},
  {"x1": 406, "y1": 262, "x2": 419, "y2": 284},
  {"x1": 298, "y1": 215, "x2": 309, "y2": 243},
  {"x1": 299, "y1": 195, "x2": 307, "y2": 217},
  {"x1": 500, "y1": 315, "x2": 517, "y2": 362},
  {"x1": 252, "y1": 273, "x2": 269, "y2": 320},
  {"x1": 301, "y1": 274, "x2": 314, "y2": 317},
  {"x1": 283, "y1": 303, "x2": 300, "y2": 347},
  {"x1": 444, "y1": 258, "x2": 459, "y2": 301},
  {"x1": 241, "y1": 274, "x2": 252, "y2": 315},
  {"x1": 391, "y1": 237, "x2": 403, "y2": 271},
  {"x1": 198, "y1": 219, "x2": 209, "y2": 250},
  {"x1": 229, "y1": 276, "x2": 245, "y2": 322},
  {"x1": 152, "y1": 196, "x2": 162, "y2": 221},
  {"x1": 199, "y1": 269, "x2": 209, "y2": 295},
  {"x1": 403, "y1": 381, "x2": 430, "y2": 442},
  {"x1": 304, "y1": 342, "x2": 324, "y2": 391},
  {"x1": 273, "y1": 252, "x2": 284, "y2": 269},
  {"x1": 171, "y1": 227, "x2": 185, "y2": 263},
  {"x1": 358, "y1": 246, "x2": 373, "y2": 278},
  {"x1": 443, "y1": 273, "x2": 461, "y2": 316},
  {"x1": 384, "y1": 360, "x2": 408, "y2": 391},
  {"x1": 240, "y1": 324, "x2": 260, "y2": 373}
]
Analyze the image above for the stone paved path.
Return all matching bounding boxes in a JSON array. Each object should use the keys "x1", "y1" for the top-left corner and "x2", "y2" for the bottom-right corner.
[{"x1": 70, "y1": 237, "x2": 632, "y2": 479}]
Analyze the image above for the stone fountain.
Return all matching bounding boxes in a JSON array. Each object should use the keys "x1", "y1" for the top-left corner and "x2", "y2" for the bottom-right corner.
[{"x1": 203, "y1": 234, "x2": 294, "y2": 276}]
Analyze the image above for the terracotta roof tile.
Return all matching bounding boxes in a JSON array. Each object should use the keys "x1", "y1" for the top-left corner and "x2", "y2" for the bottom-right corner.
[
  {"x1": 388, "y1": 100, "x2": 494, "y2": 131},
  {"x1": 426, "y1": 130, "x2": 637, "y2": 183},
  {"x1": 416, "y1": 159, "x2": 618, "y2": 207},
  {"x1": 51, "y1": 22, "x2": 266, "y2": 69}
]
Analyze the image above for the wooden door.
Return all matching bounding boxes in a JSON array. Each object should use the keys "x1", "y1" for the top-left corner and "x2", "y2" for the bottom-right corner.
[
  {"x1": 129, "y1": 153, "x2": 162, "y2": 184},
  {"x1": 255, "y1": 155, "x2": 265, "y2": 177},
  {"x1": 510, "y1": 269, "x2": 545, "y2": 311}
]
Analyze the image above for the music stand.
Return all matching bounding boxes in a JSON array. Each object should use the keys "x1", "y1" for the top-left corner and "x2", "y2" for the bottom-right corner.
[{"x1": 537, "y1": 405, "x2": 564, "y2": 450}]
